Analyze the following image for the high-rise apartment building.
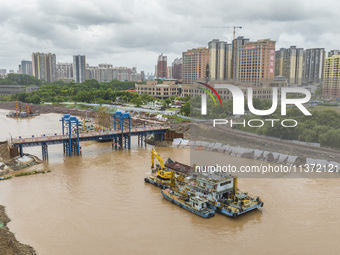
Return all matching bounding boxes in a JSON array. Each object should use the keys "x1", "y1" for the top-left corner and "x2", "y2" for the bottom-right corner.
[
  {"x1": 32, "y1": 52, "x2": 56, "y2": 82},
  {"x1": 56, "y1": 63, "x2": 73, "y2": 80},
  {"x1": 156, "y1": 54, "x2": 167, "y2": 78},
  {"x1": 238, "y1": 39, "x2": 276, "y2": 85},
  {"x1": 232, "y1": 36, "x2": 249, "y2": 80},
  {"x1": 85, "y1": 64, "x2": 140, "y2": 82},
  {"x1": 208, "y1": 39, "x2": 232, "y2": 81},
  {"x1": 0, "y1": 69, "x2": 6, "y2": 77},
  {"x1": 303, "y1": 48, "x2": 325, "y2": 84},
  {"x1": 167, "y1": 66, "x2": 172, "y2": 78},
  {"x1": 45, "y1": 54, "x2": 56, "y2": 82},
  {"x1": 274, "y1": 46, "x2": 304, "y2": 85},
  {"x1": 172, "y1": 58, "x2": 182, "y2": 80},
  {"x1": 20, "y1": 60, "x2": 32, "y2": 75},
  {"x1": 182, "y1": 47, "x2": 209, "y2": 85},
  {"x1": 141, "y1": 71, "x2": 145, "y2": 81},
  {"x1": 323, "y1": 54, "x2": 340, "y2": 99},
  {"x1": 328, "y1": 50, "x2": 340, "y2": 58},
  {"x1": 73, "y1": 55, "x2": 86, "y2": 83}
]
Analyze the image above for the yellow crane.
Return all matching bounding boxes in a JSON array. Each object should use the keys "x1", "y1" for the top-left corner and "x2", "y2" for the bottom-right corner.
[{"x1": 151, "y1": 148, "x2": 172, "y2": 179}]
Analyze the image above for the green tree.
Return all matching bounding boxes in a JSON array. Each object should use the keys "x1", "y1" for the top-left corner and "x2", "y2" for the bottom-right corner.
[
  {"x1": 179, "y1": 101, "x2": 190, "y2": 116},
  {"x1": 29, "y1": 94, "x2": 41, "y2": 104}
]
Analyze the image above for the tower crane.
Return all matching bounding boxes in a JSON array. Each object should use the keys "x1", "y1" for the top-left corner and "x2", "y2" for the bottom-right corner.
[
  {"x1": 205, "y1": 25, "x2": 243, "y2": 79},
  {"x1": 204, "y1": 26, "x2": 242, "y2": 40}
]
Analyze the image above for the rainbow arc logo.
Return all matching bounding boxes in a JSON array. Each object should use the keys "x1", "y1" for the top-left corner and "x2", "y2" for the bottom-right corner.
[
  {"x1": 197, "y1": 82, "x2": 223, "y2": 115},
  {"x1": 197, "y1": 82, "x2": 223, "y2": 106}
]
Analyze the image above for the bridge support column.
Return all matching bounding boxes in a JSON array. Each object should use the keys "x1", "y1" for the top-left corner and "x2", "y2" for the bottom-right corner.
[
  {"x1": 113, "y1": 138, "x2": 118, "y2": 150},
  {"x1": 64, "y1": 142, "x2": 69, "y2": 155},
  {"x1": 128, "y1": 134, "x2": 131, "y2": 149},
  {"x1": 42, "y1": 143, "x2": 48, "y2": 161},
  {"x1": 19, "y1": 145, "x2": 23, "y2": 157},
  {"x1": 71, "y1": 140, "x2": 80, "y2": 156},
  {"x1": 118, "y1": 136, "x2": 123, "y2": 150}
]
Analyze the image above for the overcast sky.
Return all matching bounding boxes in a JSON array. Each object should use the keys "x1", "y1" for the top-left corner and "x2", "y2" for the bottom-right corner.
[{"x1": 1, "y1": 0, "x2": 340, "y2": 74}]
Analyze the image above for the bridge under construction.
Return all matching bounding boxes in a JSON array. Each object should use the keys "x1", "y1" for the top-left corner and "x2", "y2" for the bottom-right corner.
[{"x1": 10, "y1": 112, "x2": 168, "y2": 161}]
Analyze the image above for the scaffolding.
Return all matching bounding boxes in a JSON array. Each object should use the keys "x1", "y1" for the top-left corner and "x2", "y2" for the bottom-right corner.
[
  {"x1": 95, "y1": 106, "x2": 111, "y2": 131},
  {"x1": 61, "y1": 114, "x2": 80, "y2": 157}
]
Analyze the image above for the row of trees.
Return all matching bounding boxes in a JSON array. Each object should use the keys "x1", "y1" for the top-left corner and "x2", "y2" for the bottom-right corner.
[
  {"x1": 0, "y1": 73, "x2": 42, "y2": 85},
  {"x1": 1, "y1": 74, "x2": 191, "y2": 114},
  {"x1": 238, "y1": 107, "x2": 340, "y2": 148},
  {"x1": 185, "y1": 96, "x2": 340, "y2": 148}
]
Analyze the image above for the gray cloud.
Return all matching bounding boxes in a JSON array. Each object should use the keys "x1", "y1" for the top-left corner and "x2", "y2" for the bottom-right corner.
[{"x1": 1, "y1": 0, "x2": 340, "y2": 73}]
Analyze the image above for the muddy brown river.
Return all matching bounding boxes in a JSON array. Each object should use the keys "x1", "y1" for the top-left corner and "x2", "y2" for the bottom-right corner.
[{"x1": 0, "y1": 109, "x2": 339, "y2": 255}]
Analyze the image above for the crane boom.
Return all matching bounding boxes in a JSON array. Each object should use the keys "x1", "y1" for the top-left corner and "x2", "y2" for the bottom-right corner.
[
  {"x1": 204, "y1": 25, "x2": 242, "y2": 40},
  {"x1": 151, "y1": 148, "x2": 172, "y2": 179},
  {"x1": 151, "y1": 148, "x2": 165, "y2": 170}
]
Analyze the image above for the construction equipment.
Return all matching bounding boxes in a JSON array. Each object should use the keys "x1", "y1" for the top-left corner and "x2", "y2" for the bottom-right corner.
[
  {"x1": 170, "y1": 171, "x2": 175, "y2": 189},
  {"x1": 204, "y1": 25, "x2": 242, "y2": 40},
  {"x1": 232, "y1": 176, "x2": 238, "y2": 199},
  {"x1": 151, "y1": 148, "x2": 172, "y2": 179},
  {"x1": 95, "y1": 106, "x2": 111, "y2": 131},
  {"x1": 204, "y1": 25, "x2": 242, "y2": 79},
  {"x1": 26, "y1": 104, "x2": 32, "y2": 114}
]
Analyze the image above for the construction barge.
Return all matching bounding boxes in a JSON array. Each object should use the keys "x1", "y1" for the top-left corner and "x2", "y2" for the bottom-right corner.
[
  {"x1": 6, "y1": 101, "x2": 39, "y2": 118},
  {"x1": 145, "y1": 148, "x2": 263, "y2": 219}
]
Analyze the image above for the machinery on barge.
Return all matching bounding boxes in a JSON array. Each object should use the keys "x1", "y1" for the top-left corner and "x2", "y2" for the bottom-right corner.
[
  {"x1": 182, "y1": 173, "x2": 263, "y2": 218},
  {"x1": 144, "y1": 149, "x2": 263, "y2": 219}
]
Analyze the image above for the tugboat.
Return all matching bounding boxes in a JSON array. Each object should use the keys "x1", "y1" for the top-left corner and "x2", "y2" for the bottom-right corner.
[
  {"x1": 161, "y1": 172, "x2": 215, "y2": 218},
  {"x1": 183, "y1": 173, "x2": 263, "y2": 218}
]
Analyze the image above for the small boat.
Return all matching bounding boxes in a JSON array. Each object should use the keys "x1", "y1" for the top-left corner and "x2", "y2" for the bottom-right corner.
[
  {"x1": 161, "y1": 188, "x2": 215, "y2": 218},
  {"x1": 210, "y1": 195, "x2": 263, "y2": 218}
]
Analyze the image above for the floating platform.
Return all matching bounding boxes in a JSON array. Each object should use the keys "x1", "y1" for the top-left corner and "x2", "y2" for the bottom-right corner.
[{"x1": 6, "y1": 112, "x2": 39, "y2": 118}]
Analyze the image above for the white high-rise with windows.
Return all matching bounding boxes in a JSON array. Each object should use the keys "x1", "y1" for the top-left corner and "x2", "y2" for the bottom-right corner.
[{"x1": 73, "y1": 55, "x2": 86, "y2": 83}]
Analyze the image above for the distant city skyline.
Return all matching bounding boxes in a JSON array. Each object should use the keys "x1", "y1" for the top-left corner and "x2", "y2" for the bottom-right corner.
[{"x1": 1, "y1": 0, "x2": 340, "y2": 73}]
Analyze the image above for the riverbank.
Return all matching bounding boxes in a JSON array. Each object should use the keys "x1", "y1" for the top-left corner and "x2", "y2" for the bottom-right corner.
[
  {"x1": 0, "y1": 101, "x2": 95, "y2": 118},
  {"x1": 0, "y1": 205, "x2": 36, "y2": 255}
]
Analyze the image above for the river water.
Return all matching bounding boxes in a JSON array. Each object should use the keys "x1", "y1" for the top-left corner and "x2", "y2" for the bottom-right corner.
[{"x1": 0, "y1": 109, "x2": 340, "y2": 255}]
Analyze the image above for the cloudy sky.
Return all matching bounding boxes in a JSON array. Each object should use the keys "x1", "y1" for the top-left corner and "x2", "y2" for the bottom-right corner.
[{"x1": 1, "y1": 0, "x2": 339, "y2": 74}]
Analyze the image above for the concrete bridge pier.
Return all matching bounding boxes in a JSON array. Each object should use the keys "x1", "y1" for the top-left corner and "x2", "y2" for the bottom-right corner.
[
  {"x1": 19, "y1": 145, "x2": 23, "y2": 157},
  {"x1": 42, "y1": 143, "x2": 48, "y2": 161}
]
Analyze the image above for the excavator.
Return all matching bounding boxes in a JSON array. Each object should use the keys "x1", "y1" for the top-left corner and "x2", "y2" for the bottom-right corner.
[{"x1": 151, "y1": 148, "x2": 172, "y2": 179}]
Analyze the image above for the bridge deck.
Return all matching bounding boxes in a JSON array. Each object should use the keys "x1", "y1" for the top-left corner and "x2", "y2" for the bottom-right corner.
[{"x1": 12, "y1": 126, "x2": 169, "y2": 147}]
